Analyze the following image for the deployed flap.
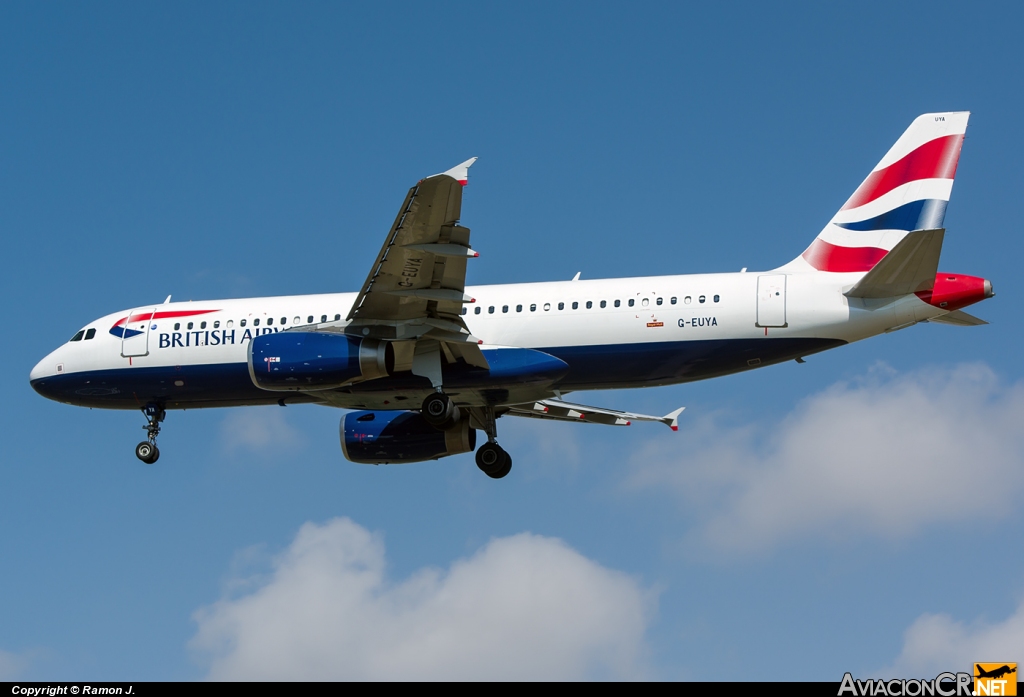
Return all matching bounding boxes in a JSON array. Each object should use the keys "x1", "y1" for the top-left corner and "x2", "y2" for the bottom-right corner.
[
  {"x1": 507, "y1": 399, "x2": 684, "y2": 430},
  {"x1": 845, "y1": 228, "x2": 944, "y2": 298},
  {"x1": 342, "y1": 159, "x2": 487, "y2": 370},
  {"x1": 926, "y1": 309, "x2": 988, "y2": 326}
]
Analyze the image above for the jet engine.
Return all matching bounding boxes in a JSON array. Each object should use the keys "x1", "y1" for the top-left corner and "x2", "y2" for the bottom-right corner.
[
  {"x1": 248, "y1": 332, "x2": 393, "y2": 391},
  {"x1": 341, "y1": 410, "x2": 477, "y2": 464}
]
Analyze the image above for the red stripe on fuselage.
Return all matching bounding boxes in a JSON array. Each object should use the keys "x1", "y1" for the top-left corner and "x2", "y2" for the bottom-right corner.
[
  {"x1": 113, "y1": 309, "x2": 219, "y2": 327},
  {"x1": 841, "y1": 134, "x2": 964, "y2": 211},
  {"x1": 802, "y1": 239, "x2": 888, "y2": 272}
]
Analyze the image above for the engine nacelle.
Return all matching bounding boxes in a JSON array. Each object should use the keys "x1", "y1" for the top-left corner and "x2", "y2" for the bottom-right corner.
[
  {"x1": 341, "y1": 410, "x2": 477, "y2": 464},
  {"x1": 248, "y1": 332, "x2": 392, "y2": 391}
]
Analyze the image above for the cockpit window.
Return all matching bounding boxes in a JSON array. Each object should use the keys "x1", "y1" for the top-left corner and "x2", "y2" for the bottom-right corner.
[
  {"x1": 70, "y1": 330, "x2": 85, "y2": 342},
  {"x1": 84, "y1": 328, "x2": 96, "y2": 340}
]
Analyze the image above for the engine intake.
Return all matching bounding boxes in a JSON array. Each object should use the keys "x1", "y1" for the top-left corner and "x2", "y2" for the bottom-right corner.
[
  {"x1": 341, "y1": 410, "x2": 477, "y2": 464},
  {"x1": 248, "y1": 332, "x2": 392, "y2": 391}
]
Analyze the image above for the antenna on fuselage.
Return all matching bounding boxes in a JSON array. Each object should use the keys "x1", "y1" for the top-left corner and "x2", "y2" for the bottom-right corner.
[
  {"x1": 571, "y1": 272, "x2": 581, "y2": 281},
  {"x1": 163, "y1": 295, "x2": 172, "y2": 304}
]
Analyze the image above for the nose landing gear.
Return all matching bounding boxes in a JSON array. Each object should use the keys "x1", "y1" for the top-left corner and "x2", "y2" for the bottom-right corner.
[{"x1": 135, "y1": 403, "x2": 165, "y2": 464}]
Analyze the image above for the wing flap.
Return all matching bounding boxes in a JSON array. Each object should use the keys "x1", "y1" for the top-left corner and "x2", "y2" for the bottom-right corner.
[{"x1": 506, "y1": 399, "x2": 685, "y2": 430}]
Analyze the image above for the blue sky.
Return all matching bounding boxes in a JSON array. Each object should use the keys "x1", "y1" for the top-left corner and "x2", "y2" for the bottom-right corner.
[{"x1": 2, "y1": 1, "x2": 1022, "y2": 680}]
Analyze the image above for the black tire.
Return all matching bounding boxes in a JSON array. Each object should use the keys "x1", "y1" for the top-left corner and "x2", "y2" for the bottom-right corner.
[
  {"x1": 135, "y1": 441, "x2": 157, "y2": 464},
  {"x1": 422, "y1": 393, "x2": 459, "y2": 429},
  {"x1": 475, "y1": 442, "x2": 509, "y2": 477}
]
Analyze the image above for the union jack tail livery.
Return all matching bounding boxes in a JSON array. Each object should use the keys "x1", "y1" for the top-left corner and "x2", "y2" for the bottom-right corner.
[{"x1": 791, "y1": 112, "x2": 969, "y2": 273}]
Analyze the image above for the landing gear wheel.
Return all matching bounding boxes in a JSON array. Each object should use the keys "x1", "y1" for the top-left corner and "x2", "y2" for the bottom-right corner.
[
  {"x1": 476, "y1": 442, "x2": 511, "y2": 478},
  {"x1": 422, "y1": 393, "x2": 460, "y2": 429},
  {"x1": 135, "y1": 441, "x2": 159, "y2": 464}
]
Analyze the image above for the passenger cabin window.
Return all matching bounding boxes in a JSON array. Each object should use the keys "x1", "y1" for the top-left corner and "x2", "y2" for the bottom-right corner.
[
  {"x1": 461, "y1": 307, "x2": 468, "y2": 316},
  {"x1": 530, "y1": 304, "x2": 537, "y2": 312},
  {"x1": 699, "y1": 295, "x2": 706, "y2": 303},
  {"x1": 174, "y1": 323, "x2": 180, "y2": 331},
  {"x1": 586, "y1": 301, "x2": 593, "y2": 309},
  {"x1": 572, "y1": 301, "x2": 578, "y2": 310},
  {"x1": 502, "y1": 305, "x2": 508, "y2": 313},
  {"x1": 267, "y1": 318, "x2": 273, "y2": 326},
  {"x1": 516, "y1": 304, "x2": 523, "y2": 312},
  {"x1": 475, "y1": 307, "x2": 481, "y2": 314},
  {"x1": 558, "y1": 302, "x2": 564, "y2": 310},
  {"x1": 70, "y1": 330, "x2": 85, "y2": 342},
  {"x1": 187, "y1": 322, "x2": 194, "y2": 330},
  {"x1": 670, "y1": 297, "x2": 677, "y2": 305},
  {"x1": 543, "y1": 303, "x2": 551, "y2": 311},
  {"x1": 600, "y1": 300, "x2": 606, "y2": 308},
  {"x1": 321, "y1": 315, "x2": 327, "y2": 323},
  {"x1": 614, "y1": 300, "x2": 620, "y2": 307},
  {"x1": 84, "y1": 328, "x2": 96, "y2": 340},
  {"x1": 254, "y1": 319, "x2": 259, "y2": 326},
  {"x1": 714, "y1": 295, "x2": 720, "y2": 303},
  {"x1": 684, "y1": 296, "x2": 692, "y2": 304},
  {"x1": 656, "y1": 297, "x2": 663, "y2": 305},
  {"x1": 214, "y1": 321, "x2": 220, "y2": 329},
  {"x1": 488, "y1": 306, "x2": 495, "y2": 314},
  {"x1": 334, "y1": 314, "x2": 341, "y2": 321},
  {"x1": 200, "y1": 321, "x2": 207, "y2": 329},
  {"x1": 642, "y1": 298, "x2": 649, "y2": 307},
  {"x1": 628, "y1": 299, "x2": 635, "y2": 307},
  {"x1": 226, "y1": 320, "x2": 233, "y2": 328},
  {"x1": 305, "y1": 316, "x2": 312, "y2": 323},
  {"x1": 281, "y1": 317, "x2": 286, "y2": 325},
  {"x1": 240, "y1": 319, "x2": 247, "y2": 327}
]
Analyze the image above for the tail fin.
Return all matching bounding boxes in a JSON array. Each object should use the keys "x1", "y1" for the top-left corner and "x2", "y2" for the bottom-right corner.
[{"x1": 783, "y1": 112, "x2": 969, "y2": 273}]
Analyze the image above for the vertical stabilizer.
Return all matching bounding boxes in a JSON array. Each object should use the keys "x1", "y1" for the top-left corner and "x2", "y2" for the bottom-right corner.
[{"x1": 780, "y1": 112, "x2": 969, "y2": 273}]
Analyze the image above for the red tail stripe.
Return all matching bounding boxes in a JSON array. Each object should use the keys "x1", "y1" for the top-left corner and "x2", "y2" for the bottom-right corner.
[
  {"x1": 841, "y1": 134, "x2": 964, "y2": 211},
  {"x1": 802, "y1": 239, "x2": 888, "y2": 273}
]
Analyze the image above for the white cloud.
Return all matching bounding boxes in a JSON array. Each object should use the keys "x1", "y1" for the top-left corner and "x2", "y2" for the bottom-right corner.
[
  {"x1": 190, "y1": 518, "x2": 653, "y2": 680},
  {"x1": 627, "y1": 364, "x2": 1024, "y2": 553},
  {"x1": 0, "y1": 649, "x2": 33, "y2": 680},
  {"x1": 220, "y1": 406, "x2": 303, "y2": 455},
  {"x1": 880, "y1": 600, "x2": 1024, "y2": 677}
]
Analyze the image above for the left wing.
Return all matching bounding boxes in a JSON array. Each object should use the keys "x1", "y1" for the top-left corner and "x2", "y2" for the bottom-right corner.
[
  {"x1": 343, "y1": 158, "x2": 488, "y2": 370},
  {"x1": 506, "y1": 399, "x2": 685, "y2": 430}
]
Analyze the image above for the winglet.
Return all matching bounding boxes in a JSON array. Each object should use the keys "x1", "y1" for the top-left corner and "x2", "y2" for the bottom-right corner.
[
  {"x1": 661, "y1": 407, "x2": 686, "y2": 431},
  {"x1": 438, "y1": 157, "x2": 478, "y2": 186}
]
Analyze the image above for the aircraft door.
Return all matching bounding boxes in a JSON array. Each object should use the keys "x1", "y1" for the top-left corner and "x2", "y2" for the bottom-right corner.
[
  {"x1": 756, "y1": 275, "x2": 787, "y2": 328},
  {"x1": 120, "y1": 307, "x2": 157, "y2": 358}
]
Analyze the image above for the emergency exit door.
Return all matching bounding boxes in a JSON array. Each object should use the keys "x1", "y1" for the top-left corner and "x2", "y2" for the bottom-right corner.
[{"x1": 756, "y1": 275, "x2": 787, "y2": 328}]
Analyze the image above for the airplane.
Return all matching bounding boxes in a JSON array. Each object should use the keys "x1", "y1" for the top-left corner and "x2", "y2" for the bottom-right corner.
[
  {"x1": 29, "y1": 112, "x2": 993, "y2": 478},
  {"x1": 975, "y1": 665, "x2": 1016, "y2": 680}
]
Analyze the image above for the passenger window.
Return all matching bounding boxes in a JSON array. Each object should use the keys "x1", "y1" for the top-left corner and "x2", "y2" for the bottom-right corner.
[
  {"x1": 227, "y1": 320, "x2": 234, "y2": 328},
  {"x1": 200, "y1": 321, "x2": 207, "y2": 329},
  {"x1": 543, "y1": 303, "x2": 551, "y2": 311},
  {"x1": 586, "y1": 301, "x2": 593, "y2": 309},
  {"x1": 70, "y1": 330, "x2": 85, "y2": 342},
  {"x1": 699, "y1": 295, "x2": 706, "y2": 303},
  {"x1": 670, "y1": 297, "x2": 677, "y2": 305},
  {"x1": 516, "y1": 304, "x2": 522, "y2": 312},
  {"x1": 530, "y1": 304, "x2": 537, "y2": 312},
  {"x1": 502, "y1": 305, "x2": 509, "y2": 313},
  {"x1": 714, "y1": 295, "x2": 720, "y2": 303},
  {"x1": 174, "y1": 323, "x2": 180, "y2": 331},
  {"x1": 254, "y1": 319, "x2": 260, "y2": 326},
  {"x1": 684, "y1": 296, "x2": 692, "y2": 304},
  {"x1": 267, "y1": 318, "x2": 273, "y2": 326},
  {"x1": 214, "y1": 321, "x2": 220, "y2": 329},
  {"x1": 572, "y1": 301, "x2": 578, "y2": 310},
  {"x1": 241, "y1": 319, "x2": 247, "y2": 327},
  {"x1": 187, "y1": 322, "x2": 194, "y2": 330},
  {"x1": 642, "y1": 298, "x2": 649, "y2": 307},
  {"x1": 488, "y1": 306, "x2": 495, "y2": 314},
  {"x1": 305, "y1": 316, "x2": 312, "y2": 323},
  {"x1": 600, "y1": 300, "x2": 606, "y2": 308},
  {"x1": 628, "y1": 299, "x2": 635, "y2": 307},
  {"x1": 461, "y1": 307, "x2": 468, "y2": 316},
  {"x1": 475, "y1": 307, "x2": 481, "y2": 315},
  {"x1": 614, "y1": 300, "x2": 620, "y2": 307},
  {"x1": 281, "y1": 317, "x2": 286, "y2": 325},
  {"x1": 321, "y1": 315, "x2": 327, "y2": 323},
  {"x1": 656, "y1": 297, "x2": 663, "y2": 305},
  {"x1": 334, "y1": 314, "x2": 341, "y2": 321},
  {"x1": 84, "y1": 328, "x2": 96, "y2": 340},
  {"x1": 558, "y1": 302, "x2": 564, "y2": 310}
]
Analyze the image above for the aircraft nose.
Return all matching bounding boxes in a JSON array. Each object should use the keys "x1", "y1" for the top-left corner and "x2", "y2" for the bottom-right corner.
[{"x1": 30, "y1": 349, "x2": 62, "y2": 399}]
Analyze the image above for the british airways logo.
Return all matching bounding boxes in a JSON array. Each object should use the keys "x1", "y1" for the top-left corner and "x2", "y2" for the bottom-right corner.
[{"x1": 110, "y1": 309, "x2": 219, "y2": 339}]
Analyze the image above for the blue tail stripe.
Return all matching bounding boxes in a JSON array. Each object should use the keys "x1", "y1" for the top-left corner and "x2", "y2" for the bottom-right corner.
[{"x1": 835, "y1": 199, "x2": 948, "y2": 232}]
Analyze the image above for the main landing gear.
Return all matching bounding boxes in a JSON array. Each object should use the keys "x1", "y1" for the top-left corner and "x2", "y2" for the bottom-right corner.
[
  {"x1": 420, "y1": 395, "x2": 511, "y2": 479},
  {"x1": 135, "y1": 403, "x2": 164, "y2": 464}
]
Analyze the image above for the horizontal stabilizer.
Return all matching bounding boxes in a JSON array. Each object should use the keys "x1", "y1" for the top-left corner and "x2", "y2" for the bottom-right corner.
[
  {"x1": 926, "y1": 310, "x2": 988, "y2": 326},
  {"x1": 506, "y1": 399, "x2": 684, "y2": 430},
  {"x1": 845, "y1": 228, "x2": 944, "y2": 298}
]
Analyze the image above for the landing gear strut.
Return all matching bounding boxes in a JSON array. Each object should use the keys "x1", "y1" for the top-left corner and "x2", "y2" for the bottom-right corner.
[
  {"x1": 474, "y1": 406, "x2": 511, "y2": 479},
  {"x1": 136, "y1": 403, "x2": 164, "y2": 464}
]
